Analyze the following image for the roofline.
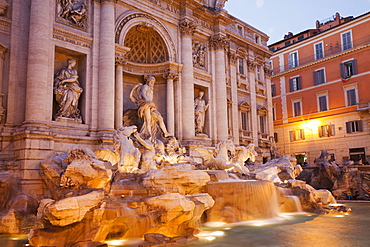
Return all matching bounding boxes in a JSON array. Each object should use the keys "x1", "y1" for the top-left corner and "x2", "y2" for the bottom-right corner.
[{"x1": 268, "y1": 10, "x2": 370, "y2": 50}]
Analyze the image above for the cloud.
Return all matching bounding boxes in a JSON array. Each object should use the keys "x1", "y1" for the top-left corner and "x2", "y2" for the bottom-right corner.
[{"x1": 256, "y1": 0, "x2": 264, "y2": 8}]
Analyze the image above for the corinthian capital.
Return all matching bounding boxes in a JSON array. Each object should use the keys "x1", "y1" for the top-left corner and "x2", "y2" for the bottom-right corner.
[
  {"x1": 209, "y1": 34, "x2": 229, "y2": 50},
  {"x1": 179, "y1": 19, "x2": 196, "y2": 36},
  {"x1": 164, "y1": 71, "x2": 179, "y2": 81}
]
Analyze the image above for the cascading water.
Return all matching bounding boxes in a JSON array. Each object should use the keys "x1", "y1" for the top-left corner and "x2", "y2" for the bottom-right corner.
[
  {"x1": 277, "y1": 187, "x2": 304, "y2": 213},
  {"x1": 205, "y1": 180, "x2": 280, "y2": 223}
]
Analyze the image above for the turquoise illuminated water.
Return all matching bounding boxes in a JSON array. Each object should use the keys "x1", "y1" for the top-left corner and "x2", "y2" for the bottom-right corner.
[{"x1": 1, "y1": 202, "x2": 369, "y2": 247}]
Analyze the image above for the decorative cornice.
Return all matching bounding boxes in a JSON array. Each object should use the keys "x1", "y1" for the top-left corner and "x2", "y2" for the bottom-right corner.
[
  {"x1": 53, "y1": 27, "x2": 93, "y2": 48},
  {"x1": 209, "y1": 34, "x2": 228, "y2": 50},
  {"x1": 179, "y1": 19, "x2": 196, "y2": 37},
  {"x1": 264, "y1": 65, "x2": 273, "y2": 77},
  {"x1": 247, "y1": 60, "x2": 256, "y2": 71}
]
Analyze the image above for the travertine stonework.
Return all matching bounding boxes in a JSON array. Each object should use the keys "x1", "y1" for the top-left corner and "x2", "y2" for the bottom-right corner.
[{"x1": 0, "y1": 0, "x2": 273, "y2": 195}]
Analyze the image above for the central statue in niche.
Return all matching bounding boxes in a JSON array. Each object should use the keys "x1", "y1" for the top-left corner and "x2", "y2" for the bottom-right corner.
[{"x1": 130, "y1": 76, "x2": 172, "y2": 139}]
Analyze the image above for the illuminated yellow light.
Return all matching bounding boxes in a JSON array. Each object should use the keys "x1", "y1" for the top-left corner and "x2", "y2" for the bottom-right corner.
[
  {"x1": 328, "y1": 204, "x2": 343, "y2": 207},
  {"x1": 204, "y1": 222, "x2": 226, "y2": 227},
  {"x1": 334, "y1": 215, "x2": 345, "y2": 218},
  {"x1": 105, "y1": 240, "x2": 127, "y2": 246},
  {"x1": 205, "y1": 236, "x2": 216, "y2": 241},
  {"x1": 302, "y1": 120, "x2": 321, "y2": 131},
  {"x1": 211, "y1": 231, "x2": 225, "y2": 236}
]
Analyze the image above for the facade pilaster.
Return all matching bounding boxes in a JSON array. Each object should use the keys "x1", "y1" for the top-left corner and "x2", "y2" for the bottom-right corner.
[
  {"x1": 210, "y1": 34, "x2": 229, "y2": 141},
  {"x1": 228, "y1": 51, "x2": 239, "y2": 144},
  {"x1": 114, "y1": 54, "x2": 125, "y2": 130},
  {"x1": 164, "y1": 72, "x2": 178, "y2": 136},
  {"x1": 264, "y1": 65, "x2": 274, "y2": 139},
  {"x1": 24, "y1": 0, "x2": 53, "y2": 125},
  {"x1": 98, "y1": 0, "x2": 116, "y2": 134},
  {"x1": 0, "y1": 45, "x2": 6, "y2": 122},
  {"x1": 248, "y1": 59, "x2": 259, "y2": 147},
  {"x1": 179, "y1": 19, "x2": 196, "y2": 139}
]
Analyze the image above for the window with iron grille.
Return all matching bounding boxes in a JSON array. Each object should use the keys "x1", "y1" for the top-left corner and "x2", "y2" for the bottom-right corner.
[
  {"x1": 315, "y1": 42, "x2": 324, "y2": 60},
  {"x1": 342, "y1": 31, "x2": 352, "y2": 51}
]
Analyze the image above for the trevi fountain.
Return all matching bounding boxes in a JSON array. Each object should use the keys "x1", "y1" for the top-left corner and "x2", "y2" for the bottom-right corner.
[{"x1": 0, "y1": 0, "x2": 369, "y2": 246}]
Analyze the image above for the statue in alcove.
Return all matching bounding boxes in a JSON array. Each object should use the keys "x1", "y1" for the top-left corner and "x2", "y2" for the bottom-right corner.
[
  {"x1": 54, "y1": 58, "x2": 83, "y2": 121},
  {"x1": 194, "y1": 91, "x2": 209, "y2": 135},
  {"x1": 130, "y1": 76, "x2": 172, "y2": 139}
]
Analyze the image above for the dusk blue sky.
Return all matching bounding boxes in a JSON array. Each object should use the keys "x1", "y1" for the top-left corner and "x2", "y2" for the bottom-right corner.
[{"x1": 225, "y1": 0, "x2": 370, "y2": 45}]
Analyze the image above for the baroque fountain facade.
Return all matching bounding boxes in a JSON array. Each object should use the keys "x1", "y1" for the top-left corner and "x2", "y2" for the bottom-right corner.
[{"x1": 0, "y1": 0, "x2": 349, "y2": 246}]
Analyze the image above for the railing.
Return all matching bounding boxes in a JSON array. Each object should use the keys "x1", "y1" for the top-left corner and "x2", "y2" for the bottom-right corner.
[{"x1": 272, "y1": 35, "x2": 370, "y2": 74}]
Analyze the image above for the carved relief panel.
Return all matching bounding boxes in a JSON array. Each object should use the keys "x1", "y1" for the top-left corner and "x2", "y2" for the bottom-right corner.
[
  {"x1": 56, "y1": 0, "x2": 87, "y2": 29},
  {"x1": 192, "y1": 41, "x2": 207, "y2": 69}
]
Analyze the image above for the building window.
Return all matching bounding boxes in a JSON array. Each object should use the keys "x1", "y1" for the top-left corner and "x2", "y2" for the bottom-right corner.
[
  {"x1": 241, "y1": 112, "x2": 249, "y2": 131},
  {"x1": 340, "y1": 59, "x2": 357, "y2": 79},
  {"x1": 272, "y1": 104, "x2": 276, "y2": 121},
  {"x1": 257, "y1": 66, "x2": 262, "y2": 81},
  {"x1": 289, "y1": 76, "x2": 302, "y2": 92},
  {"x1": 298, "y1": 35, "x2": 304, "y2": 41},
  {"x1": 318, "y1": 124, "x2": 335, "y2": 137},
  {"x1": 292, "y1": 99, "x2": 302, "y2": 117},
  {"x1": 288, "y1": 51, "x2": 298, "y2": 69},
  {"x1": 238, "y1": 58, "x2": 244, "y2": 75},
  {"x1": 285, "y1": 41, "x2": 291, "y2": 46},
  {"x1": 316, "y1": 92, "x2": 328, "y2": 112},
  {"x1": 346, "y1": 120, "x2": 363, "y2": 133},
  {"x1": 342, "y1": 31, "x2": 353, "y2": 51},
  {"x1": 344, "y1": 85, "x2": 358, "y2": 106},
  {"x1": 271, "y1": 83, "x2": 276, "y2": 97},
  {"x1": 259, "y1": 115, "x2": 267, "y2": 133},
  {"x1": 290, "y1": 129, "x2": 305, "y2": 141},
  {"x1": 274, "y1": 132, "x2": 278, "y2": 143},
  {"x1": 315, "y1": 42, "x2": 324, "y2": 60},
  {"x1": 313, "y1": 68, "x2": 326, "y2": 85}
]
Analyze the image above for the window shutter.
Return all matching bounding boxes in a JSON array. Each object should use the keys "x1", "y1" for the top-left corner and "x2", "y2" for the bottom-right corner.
[
  {"x1": 340, "y1": 63, "x2": 346, "y2": 78},
  {"x1": 288, "y1": 54, "x2": 292, "y2": 68},
  {"x1": 319, "y1": 69, "x2": 325, "y2": 83},
  {"x1": 352, "y1": 59, "x2": 357, "y2": 75},
  {"x1": 358, "y1": 120, "x2": 363, "y2": 132},
  {"x1": 313, "y1": 71, "x2": 318, "y2": 85},
  {"x1": 301, "y1": 129, "x2": 305, "y2": 140},
  {"x1": 346, "y1": 121, "x2": 352, "y2": 133},
  {"x1": 289, "y1": 130, "x2": 294, "y2": 142},
  {"x1": 289, "y1": 78, "x2": 293, "y2": 92},
  {"x1": 318, "y1": 126, "x2": 323, "y2": 137},
  {"x1": 330, "y1": 124, "x2": 335, "y2": 136},
  {"x1": 297, "y1": 76, "x2": 302, "y2": 90}
]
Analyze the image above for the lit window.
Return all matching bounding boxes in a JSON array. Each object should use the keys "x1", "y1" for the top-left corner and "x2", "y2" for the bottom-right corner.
[
  {"x1": 290, "y1": 129, "x2": 305, "y2": 141},
  {"x1": 318, "y1": 124, "x2": 335, "y2": 137}
]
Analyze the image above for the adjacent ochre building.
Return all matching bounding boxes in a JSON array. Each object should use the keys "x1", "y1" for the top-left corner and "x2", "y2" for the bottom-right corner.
[
  {"x1": 0, "y1": 0, "x2": 273, "y2": 195},
  {"x1": 269, "y1": 12, "x2": 370, "y2": 166}
]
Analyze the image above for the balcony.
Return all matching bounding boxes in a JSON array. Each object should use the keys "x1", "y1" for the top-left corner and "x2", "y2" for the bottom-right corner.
[
  {"x1": 357, "y1": 101, "x2": 370, "y2": 115},
  {"x1": 273, "y1": 35, "x2": 370, "y2": 74}
]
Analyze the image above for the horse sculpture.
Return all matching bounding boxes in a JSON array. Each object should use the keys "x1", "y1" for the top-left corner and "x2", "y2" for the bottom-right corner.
[{"x1": 195, "y1": 139, "x2": 249, "y2": 175}]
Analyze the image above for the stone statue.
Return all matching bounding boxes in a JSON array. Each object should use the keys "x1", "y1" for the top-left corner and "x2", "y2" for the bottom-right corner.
[
  {"x1": 57, "y1": 0, "x2": 87, "y2": 27},
  {"x1": 54, "y1": 59, "x2": 83, "y2": 121},
  {"x1": 194, "y1": 91, "x2": 209, "y2": 135},
  {"x1": 130, "y1": 76, "x2": 171, "y2": 139}
]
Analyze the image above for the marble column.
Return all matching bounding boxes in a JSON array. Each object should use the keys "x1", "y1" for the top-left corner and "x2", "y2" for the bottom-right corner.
[
  {"x1": 248, "y1": 59, "x2": 258, "y2": 147},
  {"x1": 98, "y1": 0, "x2": 115, "y2": 133},
  {"x1": 164, "y1": 72, "x2": 178, "y2": 136},
  {"x1": 24, "y1": 0, "x2": 53, "y2": 124},
  {"x1": 264, "y1": 65, "x2": 274, "y2": 139},
  {"x1": 210, "y1": 34, "x2": 229, "y2": 141},
  {"x1": 179, "y1": 19, "x2": 196, "y2": 139}
]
